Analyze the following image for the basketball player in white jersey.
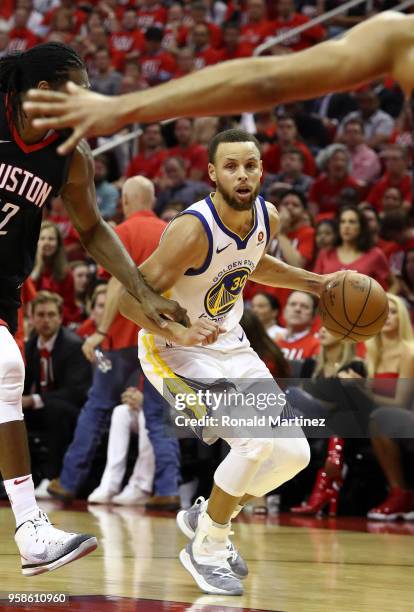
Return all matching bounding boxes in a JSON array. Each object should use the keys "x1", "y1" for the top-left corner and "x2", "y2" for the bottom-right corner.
[
  {"x1": 24, "y1": 11, "x2": 414, "y2": 154},
  {"x1": 118, "y1": 129, "x2": 342, "y2": 596}
]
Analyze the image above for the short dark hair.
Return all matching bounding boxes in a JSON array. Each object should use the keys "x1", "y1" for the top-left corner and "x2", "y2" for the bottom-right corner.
[
  {"x1": 281, "y1": 146, "x2": 305, "y2": 163},
  {"x1": 208, "y1": 129, "x2": 261, "y2": 164},
  {"x1": 253, "y1": 292, "x2": 280, "y2": 311},
  {"x1": 343, "y1": 117, "x2": 364, "y2": 131},
  {"x1": 145, "y1": 27, "x2": 164, "y2": 42},
  {"x1": 279, "y1": 188, "x2": 308, "y2": 210},
  {"x1": 0, "y1": 42, "x2": 84, "y2": 125}
]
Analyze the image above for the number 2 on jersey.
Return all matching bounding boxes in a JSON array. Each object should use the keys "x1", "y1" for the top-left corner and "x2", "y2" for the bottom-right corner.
[{"x1": 0, "y1": 202, "x2": 20, "y2": 236}]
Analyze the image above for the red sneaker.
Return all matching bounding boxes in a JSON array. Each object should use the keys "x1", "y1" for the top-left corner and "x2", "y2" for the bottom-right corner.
[{"x1": 367, "y1": 488, "x2": 414, "y2": 521}]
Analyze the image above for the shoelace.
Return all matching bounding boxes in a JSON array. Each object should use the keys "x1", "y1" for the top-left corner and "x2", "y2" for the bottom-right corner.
[
  {"x1": 226, "y1": 539, "x2": 238, "y2": 563},
  {"x1": 30, "y1": 511, "x2": 72, "y2": 546},
  {"x1": 212, "y1": 565, "x2": 236, "y2": 579}
]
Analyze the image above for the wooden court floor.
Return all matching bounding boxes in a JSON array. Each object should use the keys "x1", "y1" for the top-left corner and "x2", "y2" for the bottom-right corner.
[{"x1": 0, "y1": 501, "x2": 413, "y2": 612}]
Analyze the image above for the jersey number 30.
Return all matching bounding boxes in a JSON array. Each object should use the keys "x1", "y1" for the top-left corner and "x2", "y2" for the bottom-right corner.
[{"x1": 0, "y1": 203, "x2": 20, "y2": 236}]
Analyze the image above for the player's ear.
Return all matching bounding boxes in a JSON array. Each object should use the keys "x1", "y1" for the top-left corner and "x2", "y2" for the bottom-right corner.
[
  {"x1": 37, "y1": 80, "x2": 51, "y2": 91},
  {"x1": 208, "y1": 162, "x2": 216, "y2": 183}
]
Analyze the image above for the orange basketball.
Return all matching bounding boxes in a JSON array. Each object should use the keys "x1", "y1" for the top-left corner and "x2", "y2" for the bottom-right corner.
[{"x1": 318, "y1": 272, "x2": 389, "y2": 342}]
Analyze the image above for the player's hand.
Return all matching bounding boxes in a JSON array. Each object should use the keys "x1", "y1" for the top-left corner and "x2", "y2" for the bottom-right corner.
[
  {"x1": 23, "y1": 83, "x2": 123, "y2": 155},
  {"x1": 318, "y1": 270, "x2": 349, "y2": 297},
  {"x1": 138, "y1": 286, "x2": 189, "y2": 329},
  {"x1": 179, "y1": 319, "x2": 225, "y2": 346},
  {"x1": 82, "y1": 332, "x2": 105, "y2": 362}
]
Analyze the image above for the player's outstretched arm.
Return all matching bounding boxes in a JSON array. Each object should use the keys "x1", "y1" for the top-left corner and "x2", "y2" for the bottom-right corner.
[
  {"x1": 24, "y1": 11, "x2": 414, "y2": 154},
  {"x1": 250, "y1": 202, "x2": 343, "y2": 294},
  {"x1": 61, "y1": 141, "x2": 187, "y2": 327},
  {"x1": 119, "y1": 214, "x2": 224, "y2": 346}
]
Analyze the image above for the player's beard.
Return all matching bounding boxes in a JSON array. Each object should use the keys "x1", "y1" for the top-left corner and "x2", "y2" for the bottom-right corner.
[{"x1": 215, "y1": 178, "x2": 260, "y2": 211}]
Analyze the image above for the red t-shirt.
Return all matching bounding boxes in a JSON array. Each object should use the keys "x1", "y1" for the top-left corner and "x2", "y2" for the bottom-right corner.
[
  {"x1": 271, "y1": 14, "x2": 325, "y2": 51},
  {"x1": 102, "y1": 211, "x2": 167, "y2": 351},
  {"x1": 216, "y1": 42, "x2": 254, "y2": 61},
  {"x1": 277, "y1": 330, "x2": 320, "y2": 360},
  {"x1": 168, "y1": 144, "x2": 209, "y2": 180},
  {"x1": 76, "y1": 317, "x2": 97, "y2": 339},
  {"x1": 42, "y1": 7, "x2": 86, "y2": 33},
  {"x1": 109, "y1": 31, "x2": 146, "y2": 71},
  {"x1": 194, "y1": 47, "x2": 222, "y2": 70},
  {"x1": 240, "y1": 20, "x2": 273, "y2": 46},
  {"x1": 34, "y1": 268, "x2": 78, "y2": 325},
  {"x1": 309, "y1": 174, "x2": 361, "y2": 214},
  {"x1": 313, "y1": 247, "x2": 390, "y2": 289},
  {"x1": 139, "y1": 50, "x2": 177, "y2": 85},
  {"x1": 262, "y1": 141, "x2": 316, "y2": 177},
  {"x1": 366, "y1": 172, "x2": 412, "y2": 211},
  {"x1": 180, "y1": 23, "x2": 223, "y2": 49},
  {"x1": 136, "y1": 5, "x2": 168, "y2": 31},
  {"x1": 126, "y1": 149, "x2": 168, "y2": 179},
  {"x1": 8, "y1": 28, "x2": 37, "y2": 52}
]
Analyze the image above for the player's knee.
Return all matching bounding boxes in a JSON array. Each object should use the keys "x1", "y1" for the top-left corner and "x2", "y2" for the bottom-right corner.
[
  {"x1": 284, "y1": 437, "x2": 311, "y2": 475},
  {"x1": 232, "y1": 438, "x2": 275, "y2": 463}
]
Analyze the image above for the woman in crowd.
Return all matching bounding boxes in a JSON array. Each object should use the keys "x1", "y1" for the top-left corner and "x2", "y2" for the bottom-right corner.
[
  {"x1": 251, "y1": 292, "x2": 285, "y2": 341},
  {"x1": 30, "y1": 221, "x2": 77, "y2": 324},
  {"x1": 365, "y1": 294, "x2": 414, "y2": 520},
  {"x1": 70, "y1": 260, "x2": 92, "y2": 326},
  {"x1": 313, "y1": 205, "x2": 391, "y2": 289},
  {"x1": 289, "y1": 327, "x2": 366, "y2": 516},
  {"x1": 314, "y1": 219, "x2": 338, "y2": 265}
]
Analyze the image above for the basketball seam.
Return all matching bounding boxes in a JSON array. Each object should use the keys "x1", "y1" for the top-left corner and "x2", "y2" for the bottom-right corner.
[
  {"x1": 341, "y1": 276, "x2": 372, "y2": 341},
  {"x1": 350, "y1": 302, "x2": 388, "y2": 329},
  {"x1": 320, "y1": 289, "x2": 355, "y2": 334}
]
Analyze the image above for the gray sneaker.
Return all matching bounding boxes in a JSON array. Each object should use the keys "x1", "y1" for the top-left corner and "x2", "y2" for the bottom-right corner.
[
  {"x1": 179, "y1": 541, "x2": 243, "y2": 596},
  {"x1": 176, "y1": 497, "x2": 248, "y2": 578}
]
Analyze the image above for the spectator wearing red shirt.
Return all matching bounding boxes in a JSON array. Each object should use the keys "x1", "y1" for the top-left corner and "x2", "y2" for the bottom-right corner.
[
  {"x1": 162, "y1": 3, "x2": 188, "y2": 53},
  {"x1": 8, "y1": 8, "x2": 38, "y2": 52},
  {"x1": 276, "y1": 292, "x2": 320, "y2": 361},
  {"x1": 360, "y1": 205, "x2": 399, "y2": 262},
  {"x1": 168, "y1": 118, "x2": 209, "y2": 182},
  {"x1": 30, "y1": 221, "x2": 78, "y2": 325},
  {"x1": 314, "y1": 206, "x2": 391, "y2": 290},
  {"x1": 42, "y1": 0, "x2": 86, "y2": 35},
  {"x1": 191, "y1": 23, "x2": 222, "y2": 70},
  {"x1": 262, "y1": 115, "x2": 316, "y2": 177},
  {"x1": 216, "y1": 22, "x2": 254, "y2": 61},
  {"x1": 76, "y1": 285, "x2": 107, "y2": 340},
  {"x1": 181, "y1": 2, "x2": 223, "y2": 49},
  {"x1": 109, "y1": 10, "x2": 146, "y2": 72},
  {"x1": 173, "y1": 47, "x2": 196, "y2": 79},
  {"x1": 126, "y1": 122, "x2": 168, "y2": 180},
  {"x1": 269, "y1": 190, "x2": 315, "y2": 313},
  {"x1": 137, "y1": 0, "x2": 168, "y2": 32},
  {"x1": 45, "y1": 8, "x2": 77, "y2": 45},
  {"x1": 271, "y1": 0, "x2": 325, "y2": 52},
  {"x1": 366, "y1": 145, "x2": 412, "y2": 212},
  {"x1": 139, "y1": 27, "x2": 177, "y2": 86},
  {"x1": 240, "y1": 0, "x2": 273, "y2": 47},
  {"x1": 48, "y1": 177, "x2": 181, "y2": 509},
  {"x1": 309, "y1": 145, "x2": 361, "y2": 217}
]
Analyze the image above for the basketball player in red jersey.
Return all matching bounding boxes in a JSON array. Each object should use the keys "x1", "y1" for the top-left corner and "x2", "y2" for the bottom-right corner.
[
  {"x1": 0, "y1": 43, "x2": 186, "y2": 576},
  {"x1": 24, "y1": 12, "x2": 414, "y2": 153}
]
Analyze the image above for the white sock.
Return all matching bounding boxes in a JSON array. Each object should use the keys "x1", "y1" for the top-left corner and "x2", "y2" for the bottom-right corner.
[{"x1": 4, "y1": 474, "x2": 40, "y2": 527}]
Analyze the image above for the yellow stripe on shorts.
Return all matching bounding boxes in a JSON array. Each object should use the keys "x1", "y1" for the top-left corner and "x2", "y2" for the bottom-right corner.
[{"x1": 141, "y1": 333, "x2": 207, "y2": 419}]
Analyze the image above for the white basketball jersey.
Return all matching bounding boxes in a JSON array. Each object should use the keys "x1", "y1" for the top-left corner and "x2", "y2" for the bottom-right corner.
[{"x1": 153, "y1": 194, "x2": 270, "y2": 351}]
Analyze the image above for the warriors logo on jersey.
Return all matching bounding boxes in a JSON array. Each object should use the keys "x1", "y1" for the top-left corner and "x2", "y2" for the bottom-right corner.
[{"x1": 205, "y1": 266, "x2": 250, "y2": 317}]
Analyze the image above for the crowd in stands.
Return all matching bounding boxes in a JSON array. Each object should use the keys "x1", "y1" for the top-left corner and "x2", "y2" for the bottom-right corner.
[{"x1": 2, "y1": 0, "x2": 414, "y2": 521}]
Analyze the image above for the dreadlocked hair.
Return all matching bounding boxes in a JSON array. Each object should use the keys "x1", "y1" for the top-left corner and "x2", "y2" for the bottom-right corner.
[{"x1": 0, "y1": 42, "x2": 84, "y2": 126}]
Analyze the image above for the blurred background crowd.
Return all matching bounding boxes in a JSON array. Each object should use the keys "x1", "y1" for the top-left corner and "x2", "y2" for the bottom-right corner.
[{"x1": 2, "y1": 0, "x2": 414, "y2": 523}]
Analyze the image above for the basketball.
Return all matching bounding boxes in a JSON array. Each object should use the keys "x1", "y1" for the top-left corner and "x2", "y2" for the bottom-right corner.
[{"x1": 318, "y1": 272, "x2": 389, "y2": 342}]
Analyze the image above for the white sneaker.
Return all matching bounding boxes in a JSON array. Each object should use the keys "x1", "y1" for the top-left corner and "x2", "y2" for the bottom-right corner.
[
  {"x1": 34, "y1": 479, "x2": 51, "y2": 500},
  {"x1": 112, "y1": 485, "x2": 150, "y2": 506},
  {"x1": 15, "y1": 509, "x2": 97, "y2": 576},
  {"x1": 87, "y1": 486, "x2": 117, "y2": 504}
]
